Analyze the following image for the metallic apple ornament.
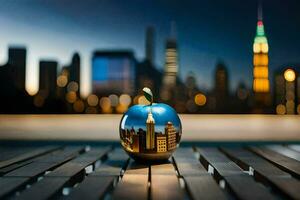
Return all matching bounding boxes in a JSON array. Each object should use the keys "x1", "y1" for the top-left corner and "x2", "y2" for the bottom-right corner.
[{"x1": 119, "y1": 88, "x2": 182, "y2": 162}]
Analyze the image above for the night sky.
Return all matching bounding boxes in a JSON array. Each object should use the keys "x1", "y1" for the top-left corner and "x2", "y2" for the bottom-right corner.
[{"x1": 0, "y1": 0, "x2": 299, "y2": 96}]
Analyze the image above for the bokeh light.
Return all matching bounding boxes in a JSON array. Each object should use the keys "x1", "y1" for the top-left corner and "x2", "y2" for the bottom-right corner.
[
  {"x1": 87, "y1": 94, "x2": 99, "y2": 107},
  {"x1": 65, "y1": 91, "x2": 77, "y2": 103},
  {"x1": 108, "y1": 94, "x2": 119, "y2": 107},
  {"x1": 116, "y1": 104, "x2": 128, "y2": 113},
  {"x1": 276, "y1": 104, "x2": 286, "y2": 115},
  {"x1": 194, "y1": 93, "x2": 206, "y2": 106},
  {"x1": 284, "y1": 69, "x2": 296, "y2": 82},
  {"x1": 73, "y1": 100, "x2": 85, "y2": 113},
  {"x1": 67, "y1": 81, "x2": 79, "y2": 92},
  {"x1": 119, "y1": 94, "x2": 131, "y2": 106},
  {"x1": 57, "y1": 75, "x2": 68, "y2": 87},
  {"x1": 100, "y1": 97, "x2": 112, "y2": 113}
]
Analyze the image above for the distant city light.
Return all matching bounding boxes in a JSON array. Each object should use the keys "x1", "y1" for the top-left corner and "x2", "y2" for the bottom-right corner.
[
  {"x1": 119, "y1": 94, "x2": 131, "y2": 106},
  {"x1": 65, "y1": 91, "x2": 77, "y2": 103},
  {"x1": 116, "y1": 104, "x2": 128, "y2": 113},
  {"x1": 100, "y1": 97, "x2": 112, "y2": 113},
  {"x1": 276, "y1": 104, "x2": 286, "y2": 115},
  {"x1": 73, "y1": 100, "x2": 85, "y2": 112},
  {"x1": 108, "y1": 94, "x2": 119, "y2": 107},
  {"x1": 284, "y1": 69, "x2": 296, "y2": 82},
  {"x1": 57, "y1": 75, "x2": 68, "y2": 87},
  {"x1": 67, "y1": 81, "x2": 79, "y2": 92},
  {"x1": 194, "y1": 93, "x2": 206, "y2": 106},
  {"x1": 87, "y1": 94, "x2": 99, "y2": 107}
]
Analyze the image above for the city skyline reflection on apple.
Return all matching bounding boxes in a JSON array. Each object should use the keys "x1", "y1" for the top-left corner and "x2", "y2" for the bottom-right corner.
[{"x1": 119, "y1": 88, "x2": 182, "y2": 162}]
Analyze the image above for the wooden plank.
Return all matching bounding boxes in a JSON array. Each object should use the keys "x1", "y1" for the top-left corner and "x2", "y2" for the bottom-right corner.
[
  {"x1": 64, "y1": 176, "x2": 115, "y2": 200},
  {"x1": 0, "y1": 147, "x2": 36, "y2": 161},
  {"x1": 64, "y1": 149, "x2": 129, "y2": 200},
  {"x1": 151, "y1": 162, "x2": 177, "y2": 175},
  {"x1": 249, "y1": 146, "x2": 300, "y2": 178},
  {"x1": 111, "y1": 160, "x2": 149, "y2": 200},
  {"x1": 46, "y1": 147, "x2": 110, "y2": 178},
  {"x1": 184, "y1": 176, "x2": 228, "y2": 200},
  {"x1": 151, "y1": 175, "x2": 183, "y2": 200},
  {"x1": 196, "y1": 148, "x2": 244, "y2": 179},
  {"x1": 196, "y1": 147, "x2": 276, "y2": 200},
  {"x1": 0, "y1": 177, "x2": 30, "y2": 198},
  {"x1": 13, "y1": 177, "x2": 69, "y2": 200},
  {"x1": 0, "y1": 160, "x2": 33, "y2": 176},
  {"x1": 173, "y1": 148, "x2": 208, "y2": 176},
  {"x1": 151, "y1": 162, "x2": 184, "y2": 200},
  {"x1": 221, "y1": 147, "x2": 300, "y2": 199},
  {"x1": 267, "y1": 145, "x2": 300, "y2": 162},
  {"x1": 288, "y1": 145, "x2": 300, "y2": 153},
  {"x1": 91, "y1": 148, "x2": 129, "y2": 177},
  {"x1": 173, "y1": 148, "x2": 228, "y2": 200},
  {"x1": 4, "y1": 146, "x2": 84, "y2": 177},
  {"x1": 220, "y1": 148, "x2": 289, "y2": 177},
  {"x1": 4, "y1": 162, "x2": 64, "y2": 177},
  {"x1": 14, "y1": 147, "x2": 111, "y2": 200},
  {"x1": 0, "y1": 146, "x2": 60, "y2": 169}
]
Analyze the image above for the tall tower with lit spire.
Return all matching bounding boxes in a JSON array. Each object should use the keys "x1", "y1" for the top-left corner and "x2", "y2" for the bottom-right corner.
[
  {"x1": 146, "y1": 110, "x2": 155, "y2": 150},
  {"x1": 252, "y1": 2, "x2": 271, "y2": 108}
]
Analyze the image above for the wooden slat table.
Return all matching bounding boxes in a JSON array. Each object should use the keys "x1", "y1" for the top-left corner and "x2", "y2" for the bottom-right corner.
[{"x1": 0, "y1": 144, "x2": 300, "y2": 200}]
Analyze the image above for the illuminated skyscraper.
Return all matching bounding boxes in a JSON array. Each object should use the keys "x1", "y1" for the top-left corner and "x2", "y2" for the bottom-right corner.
[
  {"x1": 252, "y1": 4, "x2": 270, "y2": 106},
  {"x1": 161, "y1": 22, "x2": 179, "y2": 100},
  {"x1": 162, "y1": 39, "x2": 178, "y2": 88},
  {"x1": 146, "y1": 110, "x2": 155, "y2": 150}
]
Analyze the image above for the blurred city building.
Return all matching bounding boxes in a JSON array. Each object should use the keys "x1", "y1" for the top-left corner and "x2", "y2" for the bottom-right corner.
[
  {"x1": 161, "y1": 22, "x2": 179, "y2": 102},
  {"x1": 136, "y1": 27, "x2": 162, "y2": 98},
  {"x1": 0, "y1": 46, "x2": 33, "y2": 113},
  {"x1": 214, "y1": 62, "x2": 230, "y2": 113},
  {"x1": 92, "y1": 51, "x2": 136, "y2": 96}
]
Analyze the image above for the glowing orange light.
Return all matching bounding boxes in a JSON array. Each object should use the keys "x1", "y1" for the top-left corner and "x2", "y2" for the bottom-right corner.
[
  {"x1": 66, "y1": 91, "x2": 77, "y2": 103},
  {"x1": 194, "y1": 93, "x2": 206, "y2": 106},
  {"x1": 57, "y1": 75, "x2": 68, "y2": 87},
  {"x1": 276, "y1": 104, "x2": 286, "y2": 115},
  {"x1": 284, "y1": 69, "x2": 296, "y2": 82},
  {"x1": 87, "y1": 94, "x2": 99, "y2": 107},
  {"x1": 73, "y1": 100, "x2": 85, "y2": 113},
  {"x1": 119, "y1": 94, "x2": 131, "y2": 106},
  {"x1": 100, "y1": 97, "x2": 112, "y2": 113}
]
